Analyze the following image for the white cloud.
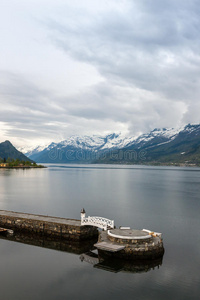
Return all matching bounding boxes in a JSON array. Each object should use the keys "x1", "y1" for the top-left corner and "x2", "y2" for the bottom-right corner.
[{"x1": 0, "y1": 0, "x2": 200, "y2": 147}]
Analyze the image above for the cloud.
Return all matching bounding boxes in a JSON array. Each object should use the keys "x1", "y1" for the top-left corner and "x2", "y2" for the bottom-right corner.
[
  {"x1": 47, "y1": 0, "x2": 200, "y2": 101},
  {"x1": 0, "y1": 70, "x2": 187, "y2": 148},
  {"x1": 0, "y1": 0, "x2": 200, "y2": 146}
]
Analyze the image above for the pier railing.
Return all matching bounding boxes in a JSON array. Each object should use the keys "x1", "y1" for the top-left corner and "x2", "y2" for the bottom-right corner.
[{"x1": 81, "y1": 216, "x2": 114, "y2": 230}]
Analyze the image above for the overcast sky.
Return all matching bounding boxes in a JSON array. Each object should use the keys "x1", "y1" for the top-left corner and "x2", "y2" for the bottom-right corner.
[{"x1": 0, "y1": 0, "x2": 200, "y2": 147}]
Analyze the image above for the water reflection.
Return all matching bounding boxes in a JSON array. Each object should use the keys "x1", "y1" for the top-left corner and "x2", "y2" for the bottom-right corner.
[
  {"x1": 0, "y1": 165, "x2": 200, "y2": 299},
  {"x1": 80, "y1": 251, "x2": 163, "y2": 274},
  {"x1": 0, "y1": 231, "x2": 163, "y2": 275},
  {"x1": 0, "y1": 232, "x2": 97, "y2": 255}
]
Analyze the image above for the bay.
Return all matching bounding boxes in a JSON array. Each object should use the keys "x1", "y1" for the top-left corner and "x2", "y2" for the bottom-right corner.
[{"x1": 0, "y1": 164, "x2": 200, "y2": 300}]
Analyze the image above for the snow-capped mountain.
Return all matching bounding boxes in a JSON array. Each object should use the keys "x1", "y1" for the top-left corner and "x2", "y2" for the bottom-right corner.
[
  {"x1": 22, "y1": 133, "x2": 137, "y2": 163},
  {"x1": 19, "y1": 124, "x2": 200, "y2": 165},
  {"x1": 18, "y1": 144, "x2": 50, "y2": 158},
  {"x1": 45, "y1": 133, "x2": 137, "y2": 151},
  {"x1": 99, "y1": 123, "x2": 200, "y2": 165},
  {"x1": 18, "y1": 127, "x2": 181, "y2": 156}
]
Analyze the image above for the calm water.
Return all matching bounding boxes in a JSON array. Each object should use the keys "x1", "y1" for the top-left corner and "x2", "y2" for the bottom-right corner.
[{"x1": 0, "y1": 164, "x2": 200, "y2": 300}]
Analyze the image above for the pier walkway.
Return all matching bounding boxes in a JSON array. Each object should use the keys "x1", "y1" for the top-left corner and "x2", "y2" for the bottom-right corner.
[
  {"x1": 0, "y1": 210, "x2": 98, "y2": 241},
  {"x1": 0, "y1": 210, "x2": 81, "y2": 226}
]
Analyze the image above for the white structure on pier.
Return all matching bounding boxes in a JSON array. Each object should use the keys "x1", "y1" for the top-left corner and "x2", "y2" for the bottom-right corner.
[{"x1": 81, "y1": 208, "x2": 114, "y2": 230}]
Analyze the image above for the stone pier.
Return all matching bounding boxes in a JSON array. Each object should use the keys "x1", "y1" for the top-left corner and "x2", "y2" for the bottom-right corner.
[
  {"x1": 0, "y1": 210, "x2": 98, "y2": 241},
  {"x1": 96, "y1": 229, "x2": 164, "y2": 260}
]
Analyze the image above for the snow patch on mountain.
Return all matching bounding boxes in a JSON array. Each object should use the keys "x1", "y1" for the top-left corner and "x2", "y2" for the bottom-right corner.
[
  {"x1": 18, "y1": 144, "x2": 49, "y2": 157},
  {"x1": 48, "y1": 133, "x2": 137, "y2": 152},
  {"x1": 18, "y1": 123, "x2": 200, "y2": 158},
  {"x1": 137, "y1": 126, "x2": 184, "y2": 142},
  {"x1": 58, "y1": 135, "x2": 107, "y2": 150}
]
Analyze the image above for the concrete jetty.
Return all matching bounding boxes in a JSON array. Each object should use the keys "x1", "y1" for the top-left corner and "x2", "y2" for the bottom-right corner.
[
  {"x1": 0, "y1": 209, "x2": 164, "y2": 261},
  {"x1": 0, "y1": 210, "x2": 98, "y2": 241},
  {"x1": 95, "y1": 228, "x2": 164, "y2": 260}
]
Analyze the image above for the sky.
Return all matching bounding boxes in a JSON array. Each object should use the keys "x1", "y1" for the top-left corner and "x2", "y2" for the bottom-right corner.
[{"x1": 0, "y1": 0, "x2": 200, "y2": 148}]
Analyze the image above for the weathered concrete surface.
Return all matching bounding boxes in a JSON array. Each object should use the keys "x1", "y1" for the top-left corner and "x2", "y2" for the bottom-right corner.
[
  {"x1": 94, "y1": 241, "x2": 125, "y2": 252},
  {"x1": 0, "y1": 210, "x2": 80, "y2": 225},
  {"x1": 108, "y1": 228, "x2": 152, "y2": 244},
  {"x1": 0, "y1": 210, "x2": 98, "y2": 241},
  {"x1": 97, "y1": 230, "x2": 164, "y2": 260},
  {"x1": 110, "y1": 229, "x2": 149, "y2": 237}
]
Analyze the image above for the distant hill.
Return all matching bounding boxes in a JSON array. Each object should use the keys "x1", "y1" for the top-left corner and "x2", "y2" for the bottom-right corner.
[
  {"x1": 21, "y1": 123, "x2": 200, "y2": 166},
  {"x1": 0, "y1": 140, "x2": 33, "y2": 162}
]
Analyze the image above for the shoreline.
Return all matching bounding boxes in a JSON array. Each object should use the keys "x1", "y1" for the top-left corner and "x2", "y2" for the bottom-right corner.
[
  {"x1": 30, "y1": 162, "x2": 199, "y2": 168},
  {"x1": 0, "y1": 166, "x2": 46, "y2": 169}
]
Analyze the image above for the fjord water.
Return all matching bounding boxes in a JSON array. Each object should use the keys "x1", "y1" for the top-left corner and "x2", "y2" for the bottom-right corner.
[{"x1": 0, "y1": 164, "x2": 200, "y2": 300}]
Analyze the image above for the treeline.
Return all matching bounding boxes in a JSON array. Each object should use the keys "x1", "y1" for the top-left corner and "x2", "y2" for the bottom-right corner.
[{"x1": 0, "y1": 158, "x2": 43, "y2": 168}]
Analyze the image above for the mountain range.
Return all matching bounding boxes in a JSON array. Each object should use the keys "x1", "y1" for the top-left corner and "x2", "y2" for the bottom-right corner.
[{"x1": 18, "y1": 123, "x2": 200, "y2": 166}]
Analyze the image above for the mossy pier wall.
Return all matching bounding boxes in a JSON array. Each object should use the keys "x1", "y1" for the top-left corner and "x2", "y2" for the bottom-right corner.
[{"x1": 0, "y1": 210, "x2": 98, "y2": 241}]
